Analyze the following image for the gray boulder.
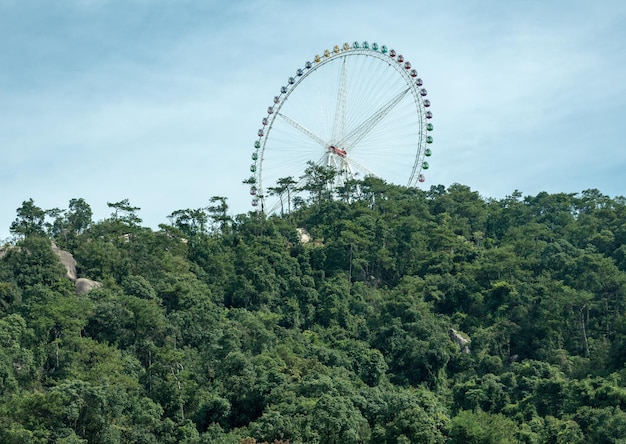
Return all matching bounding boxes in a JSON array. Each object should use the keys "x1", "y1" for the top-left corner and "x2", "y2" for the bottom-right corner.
[
  {"x1": 75, "y1": 278, "x2": 102, "y2": 296},
  {"x1": 51, "y1": 243, "x2": 77, "y2": 281},
  {"x1": 450, "y1": 328, "x2": 471, "y2": 353}
]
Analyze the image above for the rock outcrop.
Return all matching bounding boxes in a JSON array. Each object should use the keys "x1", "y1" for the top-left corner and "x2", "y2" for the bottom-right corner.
[
  {"x1": 51, "y1": 242, "x2": 77, "y2": 281},
  {"x1": 297, "y1": 228, "x2": 311, "y2": 244},
  {"x1": 51, "y1": 243, "x2": 102, "y2": 295},
  {"x1": 450, "y1": 328, "x2": 471, "y2": 353},
  {"x1": 75, "y1": 278, "x2": 103, "y2": 296}
]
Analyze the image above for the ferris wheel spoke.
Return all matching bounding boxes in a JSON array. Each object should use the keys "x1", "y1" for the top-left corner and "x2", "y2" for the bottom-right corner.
[
  {"x1": 339, "y1": 87, "x2": 410, "y2": 152},
  {"x1": 331, "y1": 56, "x2": 348, "y2": 142},
  {"x1": 277, "y1": 113, "x2": 327, "y2": 147},
  {"x1": 343, "y1": 156, "x2": 379, "y2": 179}
]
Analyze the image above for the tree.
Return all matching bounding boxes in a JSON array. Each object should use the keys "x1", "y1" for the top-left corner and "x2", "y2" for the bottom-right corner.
[
  {"x1": 1, "y1": 236, "x2": 66, "y2": 288},
  {"x1": 207, "y1": 196, "x2": 231, "y2": 233},
  {"x1": 44, "y1": 207, "x2": 66, "y2": 239},
  {"x1": 46, "y1": 198, "x2": 93, "y2": 247},
  {"x1": 0, "y1": 314, "x2": 36, "y2": 394},
  {"x1": 268, "y1": 176, "x2": 298, "y2": 217},
  {"x1": 168, "y1": 208, "x2": 209, "y2": 237},
  {"x1": 312, "y1": 394, "x2": 370, "y2": 444},
  {"x1": 300, "y1": 161, "x2": 338, "y2": 205},
  {"x1": 107, "y1": 199, "x2": 142, "y2": 227},
  {"x1": 66, "y1": 198, "x2": 93, "y2": 235},
  {"x1": 447, "y1": 410, "x2": 523, "y2": 444},
  {"x1": 10, "y1": 199, "x2": 47, "y2": 238}
]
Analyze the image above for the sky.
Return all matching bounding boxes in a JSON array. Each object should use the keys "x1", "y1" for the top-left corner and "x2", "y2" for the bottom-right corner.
[{"x1": 1, "y1": 0, "x2": 625, "y2": 240}]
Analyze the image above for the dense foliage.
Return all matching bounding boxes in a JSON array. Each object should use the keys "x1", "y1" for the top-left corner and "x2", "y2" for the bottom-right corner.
[{"x1": 1, "y1": 180, "x2": 626, "y2": 443}]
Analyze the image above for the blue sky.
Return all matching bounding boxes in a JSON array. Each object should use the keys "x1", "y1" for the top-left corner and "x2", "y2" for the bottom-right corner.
[{"x1": 1, "y1": 0, "x2": 625, "y2": 240}]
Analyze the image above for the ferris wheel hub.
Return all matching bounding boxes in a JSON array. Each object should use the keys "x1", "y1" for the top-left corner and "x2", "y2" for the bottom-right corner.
[{"x1": 328, "y1": 145, "x2": 347, "y2": 158}]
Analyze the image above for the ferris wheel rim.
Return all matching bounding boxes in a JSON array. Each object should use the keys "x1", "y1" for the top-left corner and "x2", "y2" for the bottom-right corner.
[{"x1": 248, "y1": 40, "x2": 434, "y2": 213}]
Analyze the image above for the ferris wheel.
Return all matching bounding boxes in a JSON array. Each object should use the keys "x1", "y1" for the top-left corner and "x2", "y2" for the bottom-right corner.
[{"x1": 247, "y1": 40, "x2": 433, "y2": 213}]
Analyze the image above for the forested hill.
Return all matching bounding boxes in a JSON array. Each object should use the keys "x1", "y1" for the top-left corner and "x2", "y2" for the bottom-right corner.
[{"x1": 1, "y1": 179, "x2": 626, "y2": 443}]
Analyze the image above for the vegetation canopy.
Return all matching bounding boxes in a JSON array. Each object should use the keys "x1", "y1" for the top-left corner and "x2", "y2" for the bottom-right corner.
[{"x1": 1, "y1": 181, "x2": 626, "y2": 443}]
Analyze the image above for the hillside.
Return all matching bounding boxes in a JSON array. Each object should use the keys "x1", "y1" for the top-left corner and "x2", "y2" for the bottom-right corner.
[{"x1": 1, "y1": 180, "x2": 626, "y2": 443}]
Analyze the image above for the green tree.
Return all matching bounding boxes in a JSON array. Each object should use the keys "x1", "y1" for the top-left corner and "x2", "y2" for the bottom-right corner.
[
  {"x1": 1, "y1": 236, "x2": 66, "y2": 289},
  {"x1": 268, "y1": 176, "x2": 298, "y2": 216},
  {"x1": 447, "y1": 410, "x2": 523, "y2": 444},
  {"x1": 0, "y1": 313, "x2": 36, "y2": 394},
  {"x1": 312, "y1": 394, "x2": 370, "y2": 444},
  {"x1": 208, "y1": 196, "x2": 231, "y2": 233},
  {"x1": 10, "y1": 199, "x2": 47, "y2": 238},
  {"x1": 300, "y1": 161, "x2": 338, "y2": 205},
  {"x1": 107, "y1": 199, "x2": 142, "y2": 227}
]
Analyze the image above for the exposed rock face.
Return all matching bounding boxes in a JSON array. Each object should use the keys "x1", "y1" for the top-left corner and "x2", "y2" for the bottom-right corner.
[
  {"x1": 51, "y1": 244, "x2": 103, "y2": 295},
  {"x1": 51, "y1": 243, "x2": 77, "y2": 281},
  {"x1": 450, "y1": 328, "x2": 471, "y2": 353},
  {"x1": 75, "y1": 278, "x2": 102, "y2": 296},
  {"x1": 50, "y1": 243, "x2": 102, "y2": 295},
  {"x1": 297, "y1": 228, "x2": 311, "y2": 244}
]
